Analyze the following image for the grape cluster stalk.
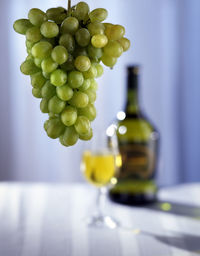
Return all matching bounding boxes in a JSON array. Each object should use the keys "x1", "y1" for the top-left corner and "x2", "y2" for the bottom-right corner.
[{"x1": 13, "y1": 1, "x2": 131, "y2": 147}]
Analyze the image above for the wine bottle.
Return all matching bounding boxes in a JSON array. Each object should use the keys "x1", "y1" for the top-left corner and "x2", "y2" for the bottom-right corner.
[{"x1": 109, "y1": 66, "x2": 160, "y2": 205}]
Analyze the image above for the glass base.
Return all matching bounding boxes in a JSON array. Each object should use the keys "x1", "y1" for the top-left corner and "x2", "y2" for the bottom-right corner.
[{"x1": 85, "y1": 214, "x2": 119, "y2": 229}]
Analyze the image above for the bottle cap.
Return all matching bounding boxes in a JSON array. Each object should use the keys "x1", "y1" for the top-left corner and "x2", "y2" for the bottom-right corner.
[
  {"x1": 127, "y1": 66, "x2": 140, "y2": 75},
  {"x1": 127, "y1": 65, "x2": 139, "y2": 89}
]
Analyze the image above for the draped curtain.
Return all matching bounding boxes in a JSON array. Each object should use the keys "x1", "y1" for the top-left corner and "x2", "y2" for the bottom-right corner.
[{"x1": 0, "y1": 0, "x2": 199, "y2": 185}]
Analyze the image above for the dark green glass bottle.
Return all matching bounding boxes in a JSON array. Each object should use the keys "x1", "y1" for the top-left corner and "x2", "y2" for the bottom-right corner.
[{"x1": 109, "y1": 66, "x2": 160, "y2": 205}]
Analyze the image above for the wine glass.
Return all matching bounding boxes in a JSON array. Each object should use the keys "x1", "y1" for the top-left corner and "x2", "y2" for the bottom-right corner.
[{"x1": 80, "y1": 126, "x2": 121, "y2": 229}]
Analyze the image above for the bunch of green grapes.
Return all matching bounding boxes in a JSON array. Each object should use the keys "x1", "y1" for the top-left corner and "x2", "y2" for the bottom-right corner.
[{"x1": 13, "y1": 1, "x2": 130, "y2": 147}]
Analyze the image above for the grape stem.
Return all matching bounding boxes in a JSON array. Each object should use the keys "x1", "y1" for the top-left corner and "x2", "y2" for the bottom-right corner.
[
  {"x1": 68, "y1": 0, "x2": 72, "y2": 16},
  {"x1": 68, "y1": 0, "x2": 71, "y2": 11}
]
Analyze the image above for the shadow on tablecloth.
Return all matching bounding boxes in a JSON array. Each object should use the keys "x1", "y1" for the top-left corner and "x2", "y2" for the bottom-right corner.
[{"x1": 143, "y1": 231, "x2": 200, "y2": 253}]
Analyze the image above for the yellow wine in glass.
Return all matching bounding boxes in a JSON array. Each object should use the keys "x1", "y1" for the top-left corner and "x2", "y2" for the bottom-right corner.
[{"x1": 82, "y1": 151, "x2": 119, "y2": 187}]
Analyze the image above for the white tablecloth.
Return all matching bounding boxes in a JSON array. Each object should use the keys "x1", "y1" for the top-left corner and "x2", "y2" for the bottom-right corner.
[{"x1": 0, "y1": 183, "x2": 200, "y2": 256}]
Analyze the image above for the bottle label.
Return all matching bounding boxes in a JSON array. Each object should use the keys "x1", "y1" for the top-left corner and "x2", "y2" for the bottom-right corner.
[{"x1": 119, "y1": 143, "x2": 156, "y2": 180}]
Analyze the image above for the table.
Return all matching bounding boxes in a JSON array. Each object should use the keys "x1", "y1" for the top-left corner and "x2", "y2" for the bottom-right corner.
[{"x1": 0, "y1": 183, "x2": 200, "y2": 256}]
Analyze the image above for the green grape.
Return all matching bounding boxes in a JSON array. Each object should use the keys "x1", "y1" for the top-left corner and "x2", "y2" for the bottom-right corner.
[
  {"x1": 87, "y1": 22, "x2": 105, "y2": 36},
  {"x1": 68, "y1": 71, "x2": 84, "y2": 88},
  {"x1": 26, "y1": 40, "x2": 35, "y2": 50},
  {"x1": 42, "y1": 71, "x2": 50, "y2": 79},
  {"x1": 26, "y1": 27, "x2": 42, "y2": 43},
  {"x1": 74, "y1": 2, "x2": 90, "y2": 21},
  {"x1": 75, "y1": 28, "x2": 91, "y2": 47},
  {"x1": 74, "y1": 116, "x2": 91, "y2": 135},
  {"x1": 108, "y1": 25, "x2": 125, "y2": 40},
  {"x1": 59, "y1": 34, "x2": 75, "y2": 53},
  {"x1": 41, "y1": 81, "x2": 56, "y2": 99},
  {"x1": 79, "y1": 128, "x2": 93, "y2": 141},
  {"x1": 79, "y1": 79, "x2": 91, "y2": 91},
  {"x1": 40, "y1": 98, "x2": 49, "y2": 113},
  {"x1": 103, "y1": 40, "x2": 123, "y2": 57},
  {"x1": 40, "y1": 37, "x2": 56, "y2": 46},
  {"x1": 20, "y1": 59, "x2": 40, "y2": 75},
  {"x1": 53, "y1": 7, "x2": 65, "y2": 12},
  {"x1": 48, "y1": 96, "x2": 66, "y2": 114},
  {"x1": 87, "y1": 44, "x2": 102, "y2": 61},
  {"x1": 31, "y1": 41, "x2": 53, "y2": 59},
  {"x1": 74, "y1": 47, "x2": 88, "y2": 58},
  {"x1": 84, "y1": 88, "x2": 97, "y2": 103},
  {"x1": 26, "y1": 54, "x2": 33, "y2": 60},
  {"x1": 28, "y1": 8, "x2": 47, "y2": 27},
  {"x1": 46, "y1": 7, "x2": 64, "y2": 17},
  {"x1": 41, "y1": 57, "x2": 58, "y2": 73},
  {"x1": 26, "y1": 48, "x2": 32, "y2": 55},
  {"x1": 31, "y1": 72, "x2": 46, "y2": 89},
  {"x1": 61, "y1": 106, "x2": 77, "y2": 126},
  {"x1": 51, "y1": 46, "x2": 68, "y2": 65},
  {"x1": 46, "y1": 118, "x2": 65, "y2": 139},
  {"x1": 59, "y1": 135, "x2": 69, "y2": 147},
  {"x1": 83, "y1": 65, "x2": 97, "y2": 79},
  {"x1": 69, "y1": 91, "x2": 89, "y2": 108},
  {"x1": 44, "y1": 120, "x2": 50, "y2": 132},
  {"x1": 50, "y1": 69, "x2": 67, "y2": 87},
  {"x1": 34, "y1": 58, "x2": 42, "y2": 68},
  {"x1": 56, "y1": 84, "x2": 73, "y2": 101},
  {"x1": 40, "y1": 21, "x2": 59, "y2": 38},
  {"x1": 57, "y1": 13, "x2": 68, "y2": 25},
  {"x1": 90, "y1": 79, "x2": 98, "y2": 91},
  {"x1": 74, "y1": 56, "x2": 91, "y2": 72},
  {"x1": 104, "y1": 23, "x2": 113, "y2": 28},
  {"x1": 13, "y1": 19, "x2": 33, "y2": 35},
  {"x1": 95, "y1": 64, "x2": 104, "y2": 77},
  {"x1": 91, "y1": 60, "x2": 99, "y2": 65},
  {"x1": 118, "y1": 37, "x2": 131, "y2": 52},
  {"x1": 62, "y1": 126, "x2": 79, "y2": 146},
  {"x1": 78, "y1": 103, "x2": 96, "y2": 121},
  {"x1": 60, "y1": 54, "x2": 74, "y2": 72},
  {"x1": 46, "y1": 7, "x2": 67, "y2": 24},
  {"x1": 32, "y1": 88, "x2": 42, "y2": 98},
  {"x1": 26, "y1": 48, "x2": 31, "y2": 55},
  {"x1": 104, "y1": 23, "x2": 113, "y2": 38},
  {"x1": 91, "y1": 34, "x2": 108, "y2": 48},
  {"x1": 101, "y1": 54, "x2": 117, "y2": 67},
  {"x1": 89, "y1": 8, "x2": 108, "y2": 23},
  {"x1": 61, "y1": 17, "x2": 79, "y2": 35}
]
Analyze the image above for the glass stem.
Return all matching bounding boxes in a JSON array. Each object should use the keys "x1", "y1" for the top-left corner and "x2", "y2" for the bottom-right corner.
[{"x1": 96, "y1": 188, "x2": 106, "y2": 217}]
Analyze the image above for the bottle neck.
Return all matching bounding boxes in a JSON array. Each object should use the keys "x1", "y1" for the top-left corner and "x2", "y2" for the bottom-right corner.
[
  {"x1": 125, "y1": 71, "x2": 140, "y2": 115},
  {"x1": 125, "y1": 88, "x2": 139, "y2": 114}
]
